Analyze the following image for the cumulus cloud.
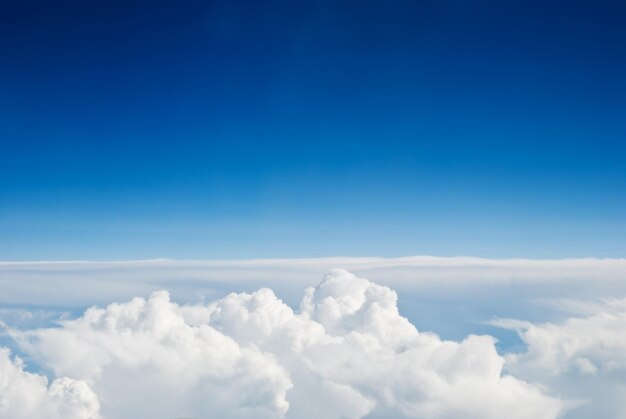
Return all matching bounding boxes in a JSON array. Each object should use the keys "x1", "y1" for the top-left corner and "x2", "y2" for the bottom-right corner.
[
  {"x1": 6, "y1": 270, "x2": 564, "y2": 419},
  {"x1": 496, "y1": 299, "x2": 626, "y2": 377},
  {"x1": 14, "y1": 291, "x2": 292, "y2": 419},
  {"x1": 493, "y1": 298, "x2": 626, "y2": 418},
  {"x1": 0, "y1": 347, "x2": 100, "y2": 419}
]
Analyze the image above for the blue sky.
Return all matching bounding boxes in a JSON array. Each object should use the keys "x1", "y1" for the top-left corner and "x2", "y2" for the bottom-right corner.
[{"x1": 1, "y1": 0, "x2": 625, "y2": 259}]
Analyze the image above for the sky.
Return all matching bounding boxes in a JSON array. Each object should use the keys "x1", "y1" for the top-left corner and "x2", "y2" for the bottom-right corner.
[
  {"x1": 1, "y1": 0, "x2": 625, "y2": 260},
  {"x1": 1, "y1": 2, "x2": 626, "y2": 416}
]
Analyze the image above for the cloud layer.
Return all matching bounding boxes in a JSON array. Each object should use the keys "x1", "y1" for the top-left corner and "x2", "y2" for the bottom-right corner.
[
  {"x1": 2, "y1": 257, "x2": 625, "y2": 308},
  {"x1": 4, "y1": 270, "x2": 566, "y2": 419}
]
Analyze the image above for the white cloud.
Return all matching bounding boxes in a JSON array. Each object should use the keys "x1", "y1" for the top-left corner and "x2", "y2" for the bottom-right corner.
[
  {"x1": 7, "y1": 270, "x2": 564, "y2": 419},
  {"x1": 13, "y1": 291, "x2": 292, "y2": 419},
  {"x1": 496, "y1": 298, "x2": 626, "y2": 377},
  {"x1": 494, "y1": 298, "x2": 626, "y2": 418},
  {"x1": 0, "y1": 347, "x2": 100, "y2": 419}
]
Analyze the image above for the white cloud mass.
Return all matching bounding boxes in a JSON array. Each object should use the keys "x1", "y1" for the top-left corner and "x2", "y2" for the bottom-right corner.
[
  {"x1": 494, "y1": 298, "x2": 626, "y2": 418},
  {"x1": 497, "y1": 298, "x2": 626, "y2": 377},
  {"x1": 0, "y1": 348, "x2": 100, "y2": 419},
  {"x1": 4, "y1": 269, "x2": 567, "y2": 419}
]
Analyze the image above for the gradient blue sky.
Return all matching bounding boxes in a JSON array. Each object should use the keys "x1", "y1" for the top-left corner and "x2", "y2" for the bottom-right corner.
[{"x1": 1, "y1": 0, "x2": 625, "y2": 260}]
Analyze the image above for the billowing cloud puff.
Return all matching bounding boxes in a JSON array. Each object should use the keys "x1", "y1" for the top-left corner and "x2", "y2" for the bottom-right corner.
[
  {"x1": 494, "y1": 299, "x2": 626, "y2": 418},
  {"x1": 14, "y1": 291, "x2": 292, "y2": 419},
  {"x1": 0, "y1": 348, "x2": 100, "y2": 419},
  {"x1": 5, "y1": 269, "x2": 564, "y2": 419},
  {"x1": 231, "y1": 269, "x2": 563, "y2": 418},
  {"x1": 497, "y1": 298, "x2": 626, "y2": 377}
]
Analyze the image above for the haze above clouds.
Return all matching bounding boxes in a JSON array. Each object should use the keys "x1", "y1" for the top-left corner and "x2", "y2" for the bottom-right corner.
[{"x1": 2, "y1": 256, "x2": 625, "y2": 340}]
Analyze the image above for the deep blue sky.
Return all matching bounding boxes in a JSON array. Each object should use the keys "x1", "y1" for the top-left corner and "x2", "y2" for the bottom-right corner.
[{"x1": 1, "y1": 0, "x2": 625, "y2": 259}]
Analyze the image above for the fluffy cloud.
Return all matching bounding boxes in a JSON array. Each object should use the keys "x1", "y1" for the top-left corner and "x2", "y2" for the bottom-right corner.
[
  {"x1": 14, "y1": 291, "x2": 292, "y2": 419},
  {"x1": 494, "y1": 299, "x2": 626, "y2": 418},
  {"x1": 497, "y1": 299, "x2": 626, "y2": 377},
  {"x1": 0, "y1": 348, "x2": 100, "y2": 419},
  {"x1": 7, "y1": 270, "x2": 564, "y2": 419}
]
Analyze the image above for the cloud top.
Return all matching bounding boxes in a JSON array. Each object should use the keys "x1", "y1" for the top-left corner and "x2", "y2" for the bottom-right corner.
[{"x1": 6, "y1": 269, "x2": 564, "y2": 418}]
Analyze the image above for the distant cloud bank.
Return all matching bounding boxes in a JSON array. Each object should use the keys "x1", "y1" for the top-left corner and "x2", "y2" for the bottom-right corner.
[{"x1": 1, "y1": 256, "x2": 625, "y2": 307}]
